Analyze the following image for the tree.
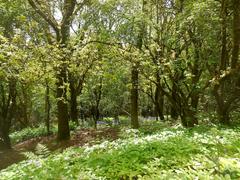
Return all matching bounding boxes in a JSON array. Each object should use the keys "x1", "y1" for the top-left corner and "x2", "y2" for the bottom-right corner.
[
  {"x1": 0, "y1": 0, "x2": 26, "y2": 149},
  {"x1": 130, "y1": 0, "x2": 148, "y2": 129},
  {"x1": 28, "y1": 0, "x2": 89, "y2": 140},
  {"x1": 0, "y1": 36, "x2": 19, "y2": 149},
  {"x1": 213, "y1": 0, "x2": 240, "y2": 124}
]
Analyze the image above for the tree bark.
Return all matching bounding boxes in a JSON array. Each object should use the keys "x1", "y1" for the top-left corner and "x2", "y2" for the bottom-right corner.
[
  {"x1": 213, "y1": 0, "x2": 237, "y2": 125},
  {"x1": 171, "y1": 83, "x2": 179, "y2": 119},
  {"x1": 155, "y1": 84, "x2": 164, "y2": 121},
  {"x1": 220, "y1": 0, "x2": 228, "y2": 70},
  {"x1": 69, "y1": 81, "x2": 79, "y2": 125},
  {"x1": 181, "y1": 108, "x2": 197, "y2": 128},
  {"x1": 45, "y1": 81, "x2": 51, "y2": 134},
  {"x1": 56, "y1": 66, "x2": 70, "y2": 140},
  {"x1": 231, "y1": 0, "x2": 240, "y2": 68},
  {"x1": 131, "y1": 66, "x2": 139, "y2": 129},
  {"x1": 0, "y1": 81, "x2": 17, "y2": 150},
  {"x1": 218, "y1": 107, "x2": 230, "y2": 125},
  {"x1": 93, "y1": 77, "x2": 103, "y2": 129}
]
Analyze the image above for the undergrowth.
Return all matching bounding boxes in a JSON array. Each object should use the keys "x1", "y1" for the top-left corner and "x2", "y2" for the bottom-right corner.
[
  {"x1": 10, "y1": 121, "x2": 78, "y2": 144},
  {"x1": 1, "y1": 124, "x2": 240, "y2": 179}
]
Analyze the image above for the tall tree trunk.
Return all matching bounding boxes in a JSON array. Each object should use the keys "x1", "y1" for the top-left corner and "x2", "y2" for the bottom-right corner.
[
  {"x1": 69, "y1": 81, "x2": 79, "y2": 125},
  {"x1": 231, "y1": 0, "x2": 240, "y2": 69},
  {"x1": 159, "y1": 89, "x2": 164, "y2": 120},
  {"x1": 0, "y1": 81, "x2": 17, "y2": 150},
  {"x1": 155, "y1": 84, "x2": 164, "y2": 121},
  {"x1": 45, "y1": 81, "x2": 51, "y2": 134},
  {"x1": 213, "y1": 0, "x2": 230, "y2": 125},
  {"x1": 56, "y1": 66, "x2": 70, "y2": 140},
  {"x1": 171, "y1": 83, "x2": 179, "y2": 119},
  {"x1": 220, "y1": 0, "x2": 228, "y2": 70},
  {"x1": 131, "y1": 65, "x2": 139, "y2": 129},
  {"x1": 56, "y1": 0, "x2": 78, "y2": 140},
  {"x1": 213, "y1": 0, "x2": 240, "y2": 125},
  {"x1": 93, "y1": 77, "x2": 103, "y2": 129},
  {"x1": 170, "y1": 0, "x2": 185, "y2": 121},
  {"x1": 20, "y1": 86, "x2": 30, "y2": 127},
  {"x1": 189, "y1": 46, "x2": 201, "y2": 125}
]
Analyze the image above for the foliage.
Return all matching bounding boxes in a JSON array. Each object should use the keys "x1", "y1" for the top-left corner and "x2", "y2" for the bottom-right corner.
[
  {"x1": 10, "y1": 121, "x2": 78, "y2": 144},
  {"x1": 0, "y1": 0, "x2": 240, "y2": 178},
  {"x1": 23, "y1": 143, "x2": 50, "y2": 159},
  {"x1": 1, "y1": 125, "x2": 240, "y2": 179},
  {"x1": 10, "y1": 125, "x2": 57, "y2": 144}
]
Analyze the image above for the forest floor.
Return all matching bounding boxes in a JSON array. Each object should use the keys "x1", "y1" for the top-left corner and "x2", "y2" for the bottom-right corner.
[
  {"x1": 0, "y1": 127, "x2": 119, "y2": 170},
  {"x1": 1, "y1": 122, "x2": 240, "y2": 179}
]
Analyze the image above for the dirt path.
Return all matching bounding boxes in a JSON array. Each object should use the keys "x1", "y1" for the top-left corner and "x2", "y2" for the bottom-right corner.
[
  {"x1": 0, "y1": 128, "x2": 119, "y2": 170},
  {"x1": 0, "y1": 150, "x2": 25, "y2": 170}
]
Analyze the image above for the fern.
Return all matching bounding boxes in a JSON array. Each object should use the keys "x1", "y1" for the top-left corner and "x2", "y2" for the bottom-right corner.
[
  {"x1": 22, "y1": 151, "x2": 38, "y2": 160},
  {"x1": 35, "y1": 143, "x2": 50, "y2": 158},
  {"x1": 22, "y1": 143, "x2": 50, "y2": 159}
]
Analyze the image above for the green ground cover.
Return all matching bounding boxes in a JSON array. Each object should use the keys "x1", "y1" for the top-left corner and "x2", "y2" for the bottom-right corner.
[{"x1": 1, "y1": 123, "x2": 240, "y2": 179}]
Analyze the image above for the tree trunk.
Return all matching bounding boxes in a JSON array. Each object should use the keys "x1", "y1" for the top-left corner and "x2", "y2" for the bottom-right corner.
[
  {"x1": 0, "y1": 81, "x2": 17, "y2": 150},
  {"x1": 93, "y1": 107, "x2": 100, "y2": 129},
  {"x1": 218, "y1": 107, "x2": 230, "y2": 125},
  {"x1": 213, "y1": 0, "x2": 240, "y2": 125},
  {"x1": 56, "y1": 66, "x2": 70, "y2": 141},
  {"x1": 171, "y1": 83, "x2": 179, "y2": 119},
  {"x1": 70, "y1": 81, "x2": 79, "y2": 125},
  {"x1": 0, "y1": 128, "x2": 11, "y2": 150},
  {"x1": 159, "y1": 91, "x2": 164, "y2": 120},
  {"x1": 191, "y1": 91, "x2": 199, "y2": 109},
  {"x1": 131, "y1": 66, "x2": 139, "y2": 129},
  {"x1": 220, "y1": 0, "x2": 228, "y2": 70},
  {"x1": 0, "y1": 108, "x2": 12, "y2": 150},
  {"x1": 213, "y1": 84, "x2": 231, "y2": 125},
  {"x1": 19, "y1": 86, "x2": 30, "y2": 128},
  {"x1": 231, "y1": 0, "x2": 240, "y2": 68},
  {"x1": 154, "y1": 84, "x2": 164, "y2": 121},
  {"x1": 181, "y1": 108, "x2": 197, "y2": 128},
  {"x1": 190, "y1": 83, "x2": 200, "y2": 124},
  {"x1": 45, "y1": 81, "x2": 51, "y2": 134}
]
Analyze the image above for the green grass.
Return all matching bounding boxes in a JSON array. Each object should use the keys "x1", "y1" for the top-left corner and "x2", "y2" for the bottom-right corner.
[{"x1": 1, "y1": 124, "x2": 240, "y2": 179}]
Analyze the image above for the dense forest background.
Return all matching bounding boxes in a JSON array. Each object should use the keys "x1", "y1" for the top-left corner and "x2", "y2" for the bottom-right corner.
[
  {"x1": 0, "y1": 0, "x2": 240, "y2": 179},
  {"x1": 0, "y1": 0, "x2": 240, "y2": 151}
]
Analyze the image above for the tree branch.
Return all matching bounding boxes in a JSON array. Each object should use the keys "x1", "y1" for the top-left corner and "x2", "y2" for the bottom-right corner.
[{"x1": 28, "y1": 0, "x2": 60, "y2": 37}]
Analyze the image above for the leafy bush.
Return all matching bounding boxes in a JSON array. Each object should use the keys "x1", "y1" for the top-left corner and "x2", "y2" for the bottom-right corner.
[
  {"x1": 10, "y1": 122, "x2": 79, "y2": 144},
  {"x1": 10, "y1": 125, "x2": 57, "y2": 144},
  {"x1": 69, "y1": 121, "x2": 79, "y2": 131},
  {"x1": 119, "y1": 116, "x2": 131, "y2": 125},
  {"x1": 80, "y1": 137, "x2": 201, "y2": 179}
]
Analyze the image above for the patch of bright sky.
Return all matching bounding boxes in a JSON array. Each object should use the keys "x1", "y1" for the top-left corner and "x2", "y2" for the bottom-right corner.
[
  {"x1": 99, "y1": 0, "x2": 107, "y2": 5},
  {"x1": 53, "y1": 7, "x2": 62, "y2": 22}
]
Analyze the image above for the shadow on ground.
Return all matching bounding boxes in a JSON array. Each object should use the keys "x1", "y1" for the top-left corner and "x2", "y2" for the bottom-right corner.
[{"x1": 0, "y1": 128, "x2": 119, "y2": 170}]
